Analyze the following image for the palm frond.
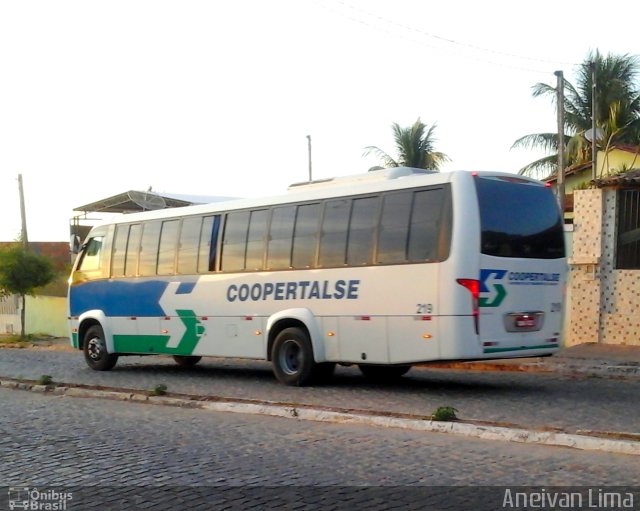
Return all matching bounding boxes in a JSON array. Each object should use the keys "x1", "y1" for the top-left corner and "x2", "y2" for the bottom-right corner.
[
  {"x1": 511, "y1": 133, "x2": 559, "y2": 153},
  {"x1": 517, "y1": 155, "x2": 558, "y2": 179},
  {"x1": 515, "y1": 51, "x2": 640, "y2": 174},
  {"x1": 365, "y1": 118, "x2": 448, "y2": 170},
  {"x1": 362, "y1": 146, "x2": 398, "y2": 168}
]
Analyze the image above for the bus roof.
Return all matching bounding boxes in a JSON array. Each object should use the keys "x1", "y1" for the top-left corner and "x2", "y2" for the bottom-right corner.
[{"x1": 88, "y1": 169, "x2": 541, "y2": 228}]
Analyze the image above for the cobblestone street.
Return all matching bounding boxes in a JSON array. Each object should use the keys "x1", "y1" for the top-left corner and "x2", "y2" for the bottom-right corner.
[
  {"x1": 0, "y1": 349, "x2": 638, "y2": 434},
  {"x1": 1, "y1": 388, "x2": 639, "y2": 510}
]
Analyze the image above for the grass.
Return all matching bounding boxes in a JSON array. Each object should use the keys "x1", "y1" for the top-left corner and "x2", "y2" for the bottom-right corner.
[
  {"x1": 0, "y1": 335, "x2": 31, "y2": 347},
  {"x1": 36, "y1": 375, "x2": 54, "y2": 386},
  {"x1": 432, "y1": 406, "x2": 458, "y2": 421},
  {"x1": 152, "y1": 384, "x2": 168, "y2": 396}
]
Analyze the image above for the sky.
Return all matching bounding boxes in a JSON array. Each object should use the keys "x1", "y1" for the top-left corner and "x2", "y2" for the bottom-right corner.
[{"x1": 0, "y1": 0, "x2": 637, "y2": 241}]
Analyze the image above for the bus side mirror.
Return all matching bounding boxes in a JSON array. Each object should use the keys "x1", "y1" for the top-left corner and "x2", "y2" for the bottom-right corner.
[{"x1": 70, "y1": 235, "x2": 82, "y2": 254}]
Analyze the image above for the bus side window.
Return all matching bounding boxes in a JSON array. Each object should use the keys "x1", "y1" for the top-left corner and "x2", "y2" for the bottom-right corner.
[
  {"x1": 319, "y1": 199, "x2": 349, "y2": 267},
  {"x1": 138, "y1": 222, "x2": 160, "y2": 276},
  {"x1": 77, "y1": 236, "x2": 104, "y2": 272},
  {"x1": 177, "y1": 216, "x2": 202, "y2": 274},
  {"x1": 157, "y1": 219, "x2": 180, "y2": 275},
  {"x1": 267, "y1": 206, "x2": 295, "y2": 270},
  {"x1": 291, "y1": 203, "x2": 321, "y2": 269},
  {"x1": 377, "y1": 191, "x2": 412, "y2": 264},
  {"x1": 347, "y1": 196, "x2": 379, "y2": 266},
  {"x1": 198, "y1": 216, "x2": 219, "y2": 273},
  {"x1": 111, "y1": 225, "x2": 129, "y2": 277},
  {"x1": 221, "y1": 212, "x2": 250, "y2": 272},
  {"x1": 125, "y1": 225, "x2": 142, "y2": 277},
  {"x1": 408, "y1": 189, "x2": 446, "y2": 262},
  {"x1": 246, "y1": 209, "x2": 268, "y2": 271}
]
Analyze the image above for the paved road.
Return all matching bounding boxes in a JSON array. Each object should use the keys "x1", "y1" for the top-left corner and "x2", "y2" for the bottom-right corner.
[
  {"x1": 0, "y1": 349, "x2": 638, "y2": 434},
  {"x1": 1, "y1": 388, "x2": 639, "y2": 510}
]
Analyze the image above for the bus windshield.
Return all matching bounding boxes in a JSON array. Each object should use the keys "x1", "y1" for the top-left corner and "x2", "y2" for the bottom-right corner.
[{"x1": 475, "y1": 176, "x2": 565, "y2": 259}]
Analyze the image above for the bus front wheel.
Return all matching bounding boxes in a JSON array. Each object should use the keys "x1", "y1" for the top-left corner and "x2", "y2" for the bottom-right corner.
[
  {"x1": 173, "y1": 355, "x2": 202, "y2": 367},
  {"x1": 271, "y1": 327, "x2": 317, "y2": 386},
  {"x1": 83, "y1": 325, "x2": 118, "y2": 371}
]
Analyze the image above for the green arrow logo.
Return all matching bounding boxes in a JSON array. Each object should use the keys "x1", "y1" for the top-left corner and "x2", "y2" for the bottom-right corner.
[
  {"x1": 479, "y1": 269, "x2": 508, "y2": 308},
  {"x1": 174, "y1": 309, "x2": 205, "y2": 354}
]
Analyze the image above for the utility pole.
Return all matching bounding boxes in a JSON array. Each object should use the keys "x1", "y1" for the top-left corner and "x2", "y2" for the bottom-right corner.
[
  {"x1": 17, "y1": 174, "x2": 29, "y2": 250},
  {"x1": 306, "y1": 135, "x2": 312, "y2": 182},
  {"x1": 591, "y1": 60, "x2": 597, "y2": 180},
  {"x1": 554, "y1": 70, "x2": 566, "y2": 216}
]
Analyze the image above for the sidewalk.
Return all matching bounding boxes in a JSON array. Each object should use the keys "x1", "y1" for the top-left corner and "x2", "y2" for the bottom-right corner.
[{"x1": 426, "y1": 342, "x2": 640, "y2": 378}]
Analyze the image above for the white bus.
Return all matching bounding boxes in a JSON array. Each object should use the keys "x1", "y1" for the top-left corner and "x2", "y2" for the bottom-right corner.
[{"x1": 68, "y1": 168, "x2": 566, "y2": 386}]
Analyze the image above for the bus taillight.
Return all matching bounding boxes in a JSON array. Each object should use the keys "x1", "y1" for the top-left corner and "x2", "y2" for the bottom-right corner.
[{"x1": 456, "y1": 278, "x2": 480, "y2": 335}]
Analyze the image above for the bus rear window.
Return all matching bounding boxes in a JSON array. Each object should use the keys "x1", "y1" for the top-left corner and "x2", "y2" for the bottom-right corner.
[{"x1": 475, "y1": 176, "x2": 564, "y2": 259}]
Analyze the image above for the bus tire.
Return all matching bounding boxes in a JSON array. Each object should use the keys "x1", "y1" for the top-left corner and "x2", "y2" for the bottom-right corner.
[
  {"x1": 271, "y1": 327, "x2": 316, "y2": 386},
  {"x1": 358, "y1": 364, "x2": 411, "y2": 381},
  {"x1": 173, "y1": 355, "x2": 202, "y2": 367},
  {"x1": 83, "y1": 325, "x2": 118, "y2": 371}
]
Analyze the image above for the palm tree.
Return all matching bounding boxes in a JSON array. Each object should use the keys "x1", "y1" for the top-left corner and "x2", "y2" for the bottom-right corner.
[
  {"x1": 364, "y1": 118, "x2": 450, "y2": 171},
  {"x1": 512, "y1": 51, "x2": 640, "y2": 178}
]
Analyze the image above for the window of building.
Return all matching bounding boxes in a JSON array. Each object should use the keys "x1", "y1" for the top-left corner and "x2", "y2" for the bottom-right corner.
[{"x1": 616, "y1": 190, "x2": 640, "y2": 269}]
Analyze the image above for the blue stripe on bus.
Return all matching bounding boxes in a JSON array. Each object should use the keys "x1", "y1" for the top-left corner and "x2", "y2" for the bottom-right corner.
[
  {"x1": 69, "y1": 280, "x2": 169, "y2": 317},
  {"x1": 176, "y1": 282, "x2": 197, "y2": 294}
]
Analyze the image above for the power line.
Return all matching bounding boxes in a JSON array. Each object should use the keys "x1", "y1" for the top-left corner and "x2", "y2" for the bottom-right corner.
[{"x1": 315, "y1": 0, "x2": 579, "y2": 74}]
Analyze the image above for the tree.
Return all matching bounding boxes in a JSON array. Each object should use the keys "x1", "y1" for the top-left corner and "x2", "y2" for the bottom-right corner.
[
  {"x1": 0, "y1": 245, "x2": 55, "y2": 339},
  {"x1": 512, "y1": 51, "x2": 640, "y2": 178},
  {"x1": 364, "y1": 118, "x2": 450, "y2": 170}
]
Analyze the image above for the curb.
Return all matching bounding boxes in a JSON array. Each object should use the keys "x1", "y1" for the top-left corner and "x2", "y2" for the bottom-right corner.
[
  {"x1": 419, "y1": 360, "x2": 640, "y2": 378},
  {"x1": 1, "y1": 378, "x2": 639, "y2": 457}
]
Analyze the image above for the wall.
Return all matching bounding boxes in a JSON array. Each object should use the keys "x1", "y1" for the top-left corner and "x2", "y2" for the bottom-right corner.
[
  {"x1": 0, "y1": 295, "x2": 67, "y2": 338},
  {"x1": 0, "y1": 295, "x2": 20, "y2": 335},
  {"x1": 568, "y1": 188, "x2": 640, "y2": 346},
  {"x1": 25, "y1": 295, "x2": 68, "y2": 338},
  {"x1": 598, "y1": 148, "x2": 640, "y2": 177}
]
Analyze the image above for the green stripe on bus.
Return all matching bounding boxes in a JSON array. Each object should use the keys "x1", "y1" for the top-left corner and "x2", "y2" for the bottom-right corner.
[
  {"x1": 113, "y1": 309, "x2": 204, "y2": 355},
  {"x1": 113, "y1": 334, "x2": 174, "y2": 354},
  {"x1": 483, "y1": 344, "x2": 558, "y2": 354}
]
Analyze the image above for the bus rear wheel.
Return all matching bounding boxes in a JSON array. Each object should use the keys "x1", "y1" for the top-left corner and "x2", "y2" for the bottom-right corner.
[
  {"x1": 271, "y1": 327, "x2": 317, "y2": 386},
  {"x1": 83, "y1": 325, "x2": 118, "y2": 371},
  {"x1": 359, "y1": 364, "x2": 411, "y2": 381},
  {"x1": 173, "y1": 355, "x2": 202, "y2": 367}
]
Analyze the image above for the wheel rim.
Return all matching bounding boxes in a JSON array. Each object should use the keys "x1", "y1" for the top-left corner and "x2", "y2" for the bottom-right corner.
[
  {"x1": 87, "y1": 336, "x2": 103, "y2": 361},
  {"x1": 279, "y1": 339, "x2": 302, "y2": 375}
]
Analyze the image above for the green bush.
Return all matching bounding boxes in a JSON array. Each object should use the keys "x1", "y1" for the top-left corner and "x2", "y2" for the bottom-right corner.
[
  {"x1": 37, "y1": 375, "x2": 53, "y2": 386},
  {"x1": 432, "y1": 406, "x2": 458, "y2": 421},
  {"x1": 152, "y1": 384, "x2": 168, "y2": 396}
]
